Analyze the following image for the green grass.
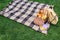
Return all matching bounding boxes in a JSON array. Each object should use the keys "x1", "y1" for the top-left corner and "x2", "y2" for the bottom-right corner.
[{"x1": 0, "y1": 0, "x2": 60, "y2": 40}]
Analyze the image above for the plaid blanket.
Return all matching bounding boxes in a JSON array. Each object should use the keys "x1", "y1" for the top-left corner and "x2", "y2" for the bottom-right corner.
[{"x1": 0, "y1": 0, "x2": 50, "y2": 33}]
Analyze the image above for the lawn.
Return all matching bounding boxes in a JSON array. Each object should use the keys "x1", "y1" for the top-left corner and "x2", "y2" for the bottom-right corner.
[{"x1": 0, "y1": 0, "x2": 60, "y2": 40}]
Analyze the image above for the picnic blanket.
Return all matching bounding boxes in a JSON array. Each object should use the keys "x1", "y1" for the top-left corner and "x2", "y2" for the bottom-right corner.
[{"x1": 0, "y1": 0, "x2": 53, "y2": 34}]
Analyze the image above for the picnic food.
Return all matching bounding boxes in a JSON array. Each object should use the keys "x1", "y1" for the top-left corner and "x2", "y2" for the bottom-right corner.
[
  {"x1": 34, "y1": 9, "x2": 48, "y2": 26},
  {"x1": 37, "y1": 9, "x2": 47, "y2": 23},
  {"x1": 34, "y1": 9, "x2": 48, "y2": 33},
  {"x1": 34, "y1": 17, "x2": 44, "y2": 26}
]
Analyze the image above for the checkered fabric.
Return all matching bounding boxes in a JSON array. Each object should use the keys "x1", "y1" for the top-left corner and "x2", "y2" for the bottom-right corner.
[{"x1": 0, "y1": 0, "x2": 50, "y2": 32}]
